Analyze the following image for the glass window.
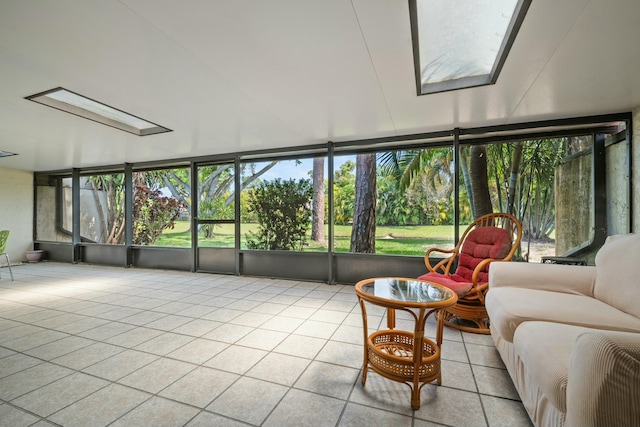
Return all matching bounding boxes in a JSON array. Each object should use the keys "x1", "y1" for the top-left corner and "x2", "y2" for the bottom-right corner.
[
  {"x1": 240, "y1": 158, "x2": 319, "y2": 251},
  {"x1": 134, "y1": 168, "x2": 191, "y2": 247},
  {"x1": 197, "y1": 163, "x2": 235, "y2": 248},
  {"x1": 335, "y1": 147, "x2": 455, "y2": 255},
  {"x1": 411, "y1": 0, "x2": 530, "y2": 94},
  {"x1": 79, "y1": 173, "x2": 125, "y2": 244},
  {"x1": 35, "y1": 175, "x2": 72, "y2": 242}
]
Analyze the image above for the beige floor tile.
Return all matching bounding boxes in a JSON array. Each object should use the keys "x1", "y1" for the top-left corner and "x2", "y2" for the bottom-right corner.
[
  {"x1": 472, "y1": 365, "x2": 520, "y2": 400},
  {"x1": 229, "y1": 311, "x2": 273, "y2": 328},
  {"x1": 294, "y1": 360, "x2": 359, "y2": 400},
  {"x1": 235, "y1": 328, "x2": 288, "y2": 351},
  {"x1": 315, "y1": 341, "x2": 363, "y2": 369},
  {"x1": 259, "y1": 315, "x2": 304, "y2": 333},
  {"x1": 207, "y1": 377, "x2": 288, "y2": 425},
  {"x1": 51, "y1": 342, "x2": 125, "y2": 370},
  {"x1": 104, "y1": 326, "x2": 164, "y2": 347},
  {"x1": 48, "y1": 383, "x2": 150, "y2": 427},
  {"x1": 278, "y1": 305, "x2": 317, "y2": 319},
  {"x1": 295, "y1": 320, "x2": 339, "y2": 339},
  {"x1": 185, "y1": 411, "x2": 248, "y2": 427},
  {"x1": 77, "y1": 322, "x2": 136, "y2": 341},
  {"x1": 144, "y1": 314, "x2": 193, "y2": 331},
  {"x1": 263, "y1": 388, "x2": 345, "y2": 427},
  {"x1": 2, "y1": 329, "x2": 69, "y2": 352},
  {"x1": 440, "y1": 339, "x2": 469, "y2": 363},
  {"x1": 167, "y1": 338, "x2": 229, "y2": 364},
  {"x1": 25, "y1": 335, "x2": 95, "y2": 360},
  {"x1": 118, "y1": 357, "x2": 196, "y2": 393},
  {"x1": 310, "y1": 309, "x2": 349, "y2": 324},
  {"x1": 109, "y1": 396, "x2": 199, "y2": 427},
  {"x1": 331, "y1": 324, "x2": 364, "y2": 345},
  {"x1": 133, "y1": 332, "x2": 194, "y2": 355},
  {"x1": 82, "y1": 349, "x2": 158, "y2": 381},
  {"x1": 202, "y1": 323, "x2": 253, "y2": 343},
  {"x1": 415, "y1": 384, "x2": 488, "y2": 427},
  {"x1": 246, "y1": 352, "x2": 310, "y2": 386},
  {"x1": 159, "y1": 366, "x2": 238, "y2": 408},
  {"x1": 10, "y1": 372, "x2": 109, "y2": 417},
  {"x1": 273, "y1": 334, "x2": 327, "y2": 359},
  {"x1": 200, "y1": 307, "x2": 244, "y2": 322},
  {"x1": 204, "y1": 345, "x2": 267, "y2": 374},
  {"x1": 0, "y1": 403, "x2": 40, "y2": 427},
  {"x1": 171, "y1": 319, "x2": 222, "y2": 337},
  {"x1": 440, "y1": 359, "x2": 478, "y2": 392},
  {"x1": 338, "y1": 402, "x2": 413, "y2": 427},
  {"x1": 54, "y1": 317, "x2": 110, "y2": 334},
  {"x1": 348, "y1": 372, "x2": 414, "y2": 416},
  {"x1": 0, "y1": 353, "x2": 42, "y2": 379},
  {"x1": 0, "y1": 362, "x2": 73, "y2": 401},
  {"x1": 466, "y1": 342, "x2": 507, "y2": 369},
  {"x1": 119, "y1": 310, "x2": 168, "y2": 326},
  {"x1": 481, "y1": 395, "x2": 533, "y2": 427}
]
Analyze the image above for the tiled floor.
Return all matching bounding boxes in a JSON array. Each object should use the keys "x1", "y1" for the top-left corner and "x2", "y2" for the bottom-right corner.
[{"x1": 0, "y1": 262, "x2": 532, "y2": 427}]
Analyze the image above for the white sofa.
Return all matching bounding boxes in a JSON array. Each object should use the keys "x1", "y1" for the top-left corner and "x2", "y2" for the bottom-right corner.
[{"x1": 486, "y1": 233, "x2": 640, "y2": 427}]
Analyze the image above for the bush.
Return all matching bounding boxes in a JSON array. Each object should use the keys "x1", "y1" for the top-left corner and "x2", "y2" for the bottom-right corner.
[
  {"x1": 246, "y1": 178, "x2": 313, "y2": 250},
  {"x1": 133, "y1": 185, "x2": 184, "y2": 245}
]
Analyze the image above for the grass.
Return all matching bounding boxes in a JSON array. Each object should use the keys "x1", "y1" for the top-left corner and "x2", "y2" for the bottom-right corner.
[{"x1": 156, "y1": 221, "x2": 455, "y2": 256}]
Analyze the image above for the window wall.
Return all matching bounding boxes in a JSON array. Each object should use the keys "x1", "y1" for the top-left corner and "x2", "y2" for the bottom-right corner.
[{"x1": 33, "y1": 114, "x2": 631, "y2": 280}]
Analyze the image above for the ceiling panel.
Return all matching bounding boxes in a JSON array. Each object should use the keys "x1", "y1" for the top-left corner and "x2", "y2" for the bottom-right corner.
[{"x1": 0, "y1": 0, "x2": 638, "y2": 172}]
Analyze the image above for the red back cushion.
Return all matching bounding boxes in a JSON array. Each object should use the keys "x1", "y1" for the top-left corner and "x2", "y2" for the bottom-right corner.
[{"x1": 451, "y1": 226, "x2": 513, "y2": 284}]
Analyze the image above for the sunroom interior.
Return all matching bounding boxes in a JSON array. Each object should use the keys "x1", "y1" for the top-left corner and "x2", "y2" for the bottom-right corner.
[{"x1": 0, "y1": 1, "x2": 639, "y2": 426}]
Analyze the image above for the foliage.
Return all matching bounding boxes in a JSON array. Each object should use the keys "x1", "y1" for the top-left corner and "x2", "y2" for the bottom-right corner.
[
  {"x1": 132, "y1": 185, "x2": 185, "y2": 245},
  {"x1": 86, "y1": 173, "x2": 183, "y2": 245},
  {"x1": 333, "y1": 161, "x2": 356, "y2": 225},
  {"x1": 487, "y1": 139, "x2": 566, "y2": 239},
  {"x1": 245, "y1": 178, "x2": 313, "y2": 250}
]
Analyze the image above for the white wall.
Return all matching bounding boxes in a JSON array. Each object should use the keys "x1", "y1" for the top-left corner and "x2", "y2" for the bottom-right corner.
[
  {"x1": 634, "y1": 107, "x2": 640, "y2": 233},
  {"x1": 0, "y1": 166, "x2": 33, "y2": 262}
]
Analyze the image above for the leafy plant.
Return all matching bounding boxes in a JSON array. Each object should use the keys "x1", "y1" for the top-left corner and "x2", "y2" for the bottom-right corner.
[
  {"x1": 245, "y1": 178, "x2": 313, "y2": 250},
  {"x1": 132, "y1": 185, "x2": 185, "y2": 245}
]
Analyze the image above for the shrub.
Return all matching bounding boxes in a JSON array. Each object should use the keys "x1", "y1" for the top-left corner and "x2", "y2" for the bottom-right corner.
[{"x1": 246, "y1": 178, "x2": 313, "y2": 250}]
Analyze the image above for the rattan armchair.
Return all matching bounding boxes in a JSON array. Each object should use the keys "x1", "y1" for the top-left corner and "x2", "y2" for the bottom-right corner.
[{"x1": 418, "y1": 213, "x2": 522, "y2": 334}]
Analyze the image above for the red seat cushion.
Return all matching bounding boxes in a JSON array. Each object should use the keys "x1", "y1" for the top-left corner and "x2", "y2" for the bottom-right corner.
[{"x1": 420, "y1": 226, "x2": 512, "y2": 297}]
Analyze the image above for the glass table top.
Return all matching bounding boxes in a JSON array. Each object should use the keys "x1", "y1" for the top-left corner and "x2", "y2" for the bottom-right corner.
[{"x1": 358, "y1": 278, "x2": 455, "y2": 304}]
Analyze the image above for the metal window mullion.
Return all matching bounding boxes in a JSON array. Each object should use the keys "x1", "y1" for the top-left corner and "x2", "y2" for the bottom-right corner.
[
  {"x1": 234, "y1": 157, "x2": 241, "y2": 276},
  {"x1": 453, "y1": 129, "x2": 460, "y2": 245},
  {"x1": 124, "y1": 163, "x2": 133, "y2": 267},
  {"x1": 328, "y1": 142, "x2": 335, "y2": 284},
  {"x1": 191, "y1": 162, "x2": 198, "y2": 273},
  {"x1": 72, "y1": 168, "x2": 80, "y2": 263}
]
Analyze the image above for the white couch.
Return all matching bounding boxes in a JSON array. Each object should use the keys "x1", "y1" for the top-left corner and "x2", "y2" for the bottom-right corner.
[{"x1": 486, "y1": 233, "x2": 640, "y2": 427}]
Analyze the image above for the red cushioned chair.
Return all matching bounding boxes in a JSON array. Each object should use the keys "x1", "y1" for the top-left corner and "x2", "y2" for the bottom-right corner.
[{"x1": 419, "y1": 213, "x2": 522, "y2": 334}]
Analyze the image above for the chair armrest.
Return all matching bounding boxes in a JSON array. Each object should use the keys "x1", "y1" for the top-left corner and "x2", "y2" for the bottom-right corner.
[
  {"x1": 425, "y1": 247, "x2": 457, "y2": 274},
  {"x1": 566, "y1": 330, "x2": 640, "y2": 427},
  {"x1": 488, "y1": 261, "x2": 596, "y2": 296}
]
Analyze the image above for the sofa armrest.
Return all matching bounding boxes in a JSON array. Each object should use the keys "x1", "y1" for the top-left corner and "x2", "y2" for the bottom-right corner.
[
  {"x1": 488, "y1": 261, "x2": 596, "y2": 295},
  {"x1": 566, "y1": 330, "x2": 640, "y2": 427}
]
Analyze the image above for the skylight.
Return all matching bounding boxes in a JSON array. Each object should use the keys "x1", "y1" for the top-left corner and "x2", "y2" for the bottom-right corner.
[
  {"x1": 410, "y1": 0, "x2": 531, "y2": 95},
  {"x1": 25, "y1": 88, "x2": 171, "y2": 136},
  {"x1": 0, "y1": 151, "x2": 16, "y2": 158}
]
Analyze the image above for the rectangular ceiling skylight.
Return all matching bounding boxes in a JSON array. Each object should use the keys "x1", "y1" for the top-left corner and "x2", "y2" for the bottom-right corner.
[
  {"x1": 409, "y1": 0, "x2": 531, "y2": 95},
  {"x1": 0, "y1": 151, "x2": 16, "y2": 158},
  {"x1": 25, "y1": 88, "x2": 171, "y2": 136}
]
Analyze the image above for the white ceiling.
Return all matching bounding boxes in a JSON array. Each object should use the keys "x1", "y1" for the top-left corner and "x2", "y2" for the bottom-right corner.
[{"x1": 1, "y1": 0, "x2": 639, "y2": 172}]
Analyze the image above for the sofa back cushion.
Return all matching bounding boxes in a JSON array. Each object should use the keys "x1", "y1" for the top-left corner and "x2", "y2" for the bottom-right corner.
[{"x1": 594, "y1": 233, "x2": 640, "y2": 318}]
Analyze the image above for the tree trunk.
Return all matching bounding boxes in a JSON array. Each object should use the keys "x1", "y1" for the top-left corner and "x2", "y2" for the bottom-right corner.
[
  {"x1": 459, "y1": 146, "x2": 474, "y2": 213},
  {"x1": 311, "y1": 157, "x2": 325, "y2": 242},
  {"x1": 469, "y1": 145, "x2": 493, "y2": 218},
  {"x1": 350, "y1": 153, "x2": 376, "y2": 253},
  {"x1": 507, "y1": 142, "x2": 523, "y2": 216}
]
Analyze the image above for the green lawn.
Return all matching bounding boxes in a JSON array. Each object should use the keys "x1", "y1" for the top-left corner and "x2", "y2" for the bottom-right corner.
[{"x1": 156, "y1": 221, "x2": 456, "y2": 256}]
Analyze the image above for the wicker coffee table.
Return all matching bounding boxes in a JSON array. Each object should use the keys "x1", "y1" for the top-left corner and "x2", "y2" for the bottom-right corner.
[{"x1": 354, "y1": 277, "x2": 457, "y2": 409}]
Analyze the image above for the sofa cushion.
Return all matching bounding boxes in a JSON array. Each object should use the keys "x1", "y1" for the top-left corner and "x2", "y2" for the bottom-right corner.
[
  {"x1": 486, "y1": 287, "x2": 640, "y2": 342},
  {"x1": 513, "y1": 322, "x2": 591, "y2": 415},
  {"x1": 594, "y1": 233, "x2": 640, "y2": 318}
]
